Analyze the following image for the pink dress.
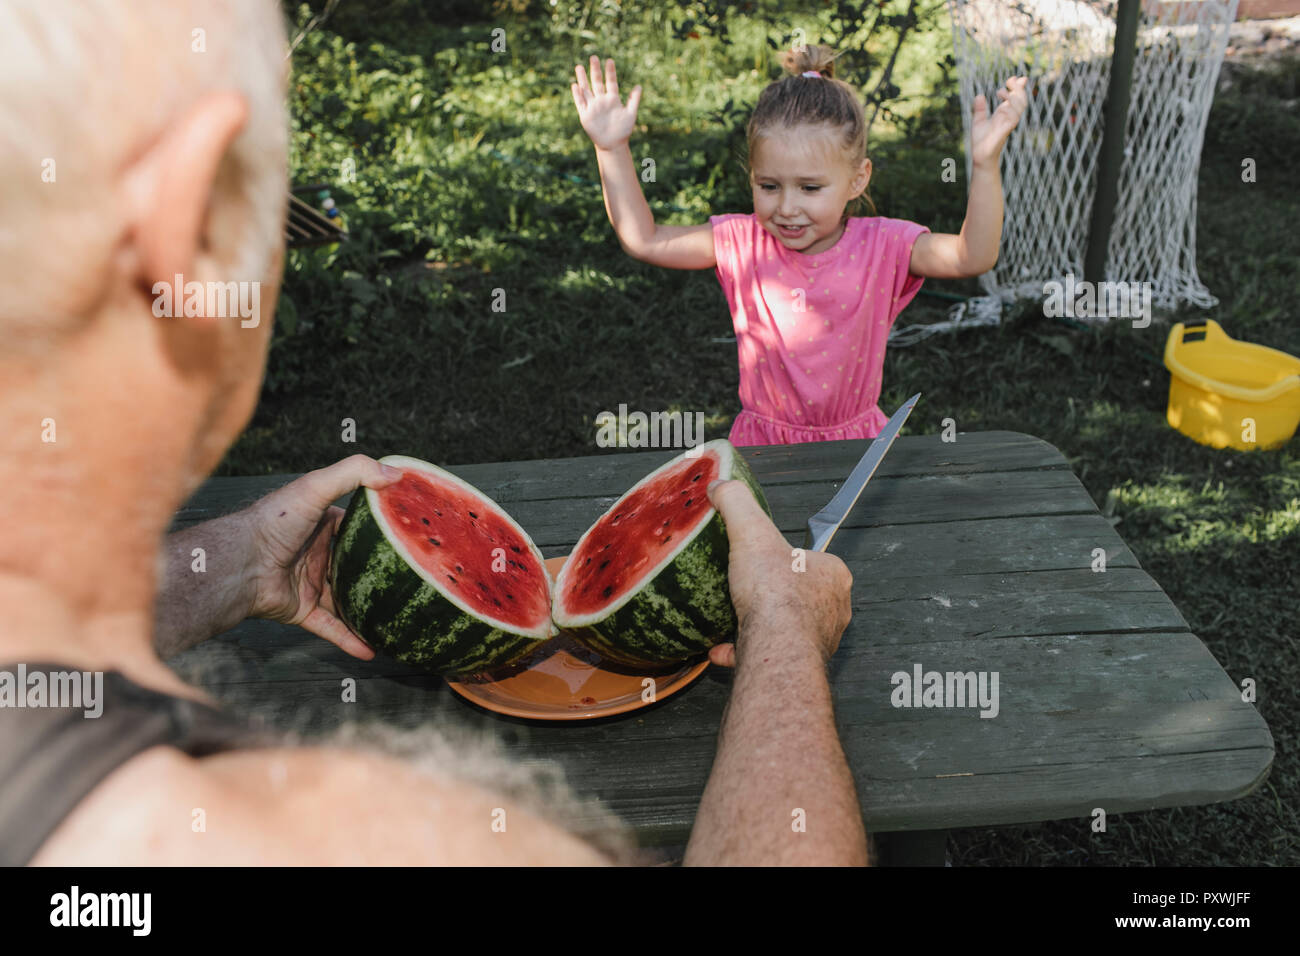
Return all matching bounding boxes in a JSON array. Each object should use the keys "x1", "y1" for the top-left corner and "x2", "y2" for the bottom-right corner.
[{"x1": 710, "y1": 213, "x2": 930, "y2": 446}]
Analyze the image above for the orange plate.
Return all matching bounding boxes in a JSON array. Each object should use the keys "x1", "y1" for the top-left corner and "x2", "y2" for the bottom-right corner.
[{"x1": 445, "y1": 556, "x2": 711, "y2": 720}]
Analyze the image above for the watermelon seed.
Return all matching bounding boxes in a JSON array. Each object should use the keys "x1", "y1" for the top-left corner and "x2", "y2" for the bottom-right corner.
[
  {"x1": 692, "y1": 474, "x2": 702, "y2": 481},
  {"x1": 510, "y1": 545, "x2": 522, "y2": 554},
  {"x1": 456, "y1": 564, "x2": 463, "y2": 572},
  {"x1": 665, "y1": 535, "x2": 673, "y2": 542},
  {"x1": 506, "y1": 594, "x2": 515, "y2": 601},
  {"x1": 428, "y1": 537, "x2": 441, "y2": 546},
  {"x1": 684, "y1": 499, "x2": 693, "y2": 507},
  {"x1": 469, "y1": 511, "x2": 479, "y2": 519},
  {"x1": 435, "y1": 510, "x2": 442, "y2": 516},
  {"x1": 448, "y1": 575, "x2": 457, "y2": 583},
  {"x1": 421, "y1": 517, "x2": 430, "y2": 525},
  {"x1": 584, "y1": 557, "x2": 591, "y2": 565},
  {"x1": 602, "y1": 585, "x2": 613, "y2": 598},
  {"x1": 493, "y1": 598, "x2": 502, "y2": 608},
  {"x1": 599, "y1": 560, "x2": 610, "y2": 570}
]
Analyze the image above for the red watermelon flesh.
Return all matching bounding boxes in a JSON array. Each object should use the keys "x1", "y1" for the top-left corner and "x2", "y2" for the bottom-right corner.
[
  {"x1": 376, "y1": 470, "x2": 551, "y2": 629},
  {"x1": 560, "y1": 450, "x2": 722, "y2": 617}
]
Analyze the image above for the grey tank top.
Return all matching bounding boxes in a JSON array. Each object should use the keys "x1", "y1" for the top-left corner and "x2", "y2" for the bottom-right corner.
[{"x1": 0, "y1": 662, "x2": 268, "y2": 865}]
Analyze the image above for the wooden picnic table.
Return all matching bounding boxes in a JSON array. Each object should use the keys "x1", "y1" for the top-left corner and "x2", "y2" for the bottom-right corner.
[{"x1": 167, "y1": 431, "x2": 1273, "y2": 863}]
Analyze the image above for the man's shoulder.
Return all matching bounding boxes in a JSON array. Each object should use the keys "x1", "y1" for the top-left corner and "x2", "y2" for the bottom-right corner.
[{"x1": 31, "y1": 743, "x2": 612, "y2": 865}]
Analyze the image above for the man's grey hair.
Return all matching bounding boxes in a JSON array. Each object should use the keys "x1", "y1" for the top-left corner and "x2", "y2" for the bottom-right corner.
[
  {"x1": 296, "y1": 720, "x2": 646, "y2": 865},
  {"x1": 0, "y1": 0, "x2": 287, "y2": 340}
]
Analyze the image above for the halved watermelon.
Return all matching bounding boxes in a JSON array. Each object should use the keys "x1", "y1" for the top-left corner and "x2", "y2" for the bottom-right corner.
[
  {"x1": 331, "y1": 456, "x2": 556, "y2": 677},
  {"x1": 551, "y1": 439, "x2": 769, "y2": 667},
  {"x1": 331, "y1": 441, "x2": 769, "y2": 676}
]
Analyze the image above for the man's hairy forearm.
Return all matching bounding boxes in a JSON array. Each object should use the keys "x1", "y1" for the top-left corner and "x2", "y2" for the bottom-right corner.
[
  {"x1": 153, "y1": 512, "x2": 257, "y2": 659},
  {"x1": 684, "y1": 611, "x2": 867, "y2": 866}
]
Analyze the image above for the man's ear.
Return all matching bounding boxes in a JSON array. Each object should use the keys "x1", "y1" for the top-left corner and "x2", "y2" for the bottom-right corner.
[{"x1": 120, "y1": 91, "x2": 249, "y2": 297}]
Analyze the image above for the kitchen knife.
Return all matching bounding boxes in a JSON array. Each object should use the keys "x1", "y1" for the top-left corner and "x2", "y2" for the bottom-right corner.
[{"x1": 802, "y1": 392, "x2": 920, "y2": 553}]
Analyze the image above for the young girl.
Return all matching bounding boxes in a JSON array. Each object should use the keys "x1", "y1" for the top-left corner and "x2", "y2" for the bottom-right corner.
[{"x1": 571, "y1": 46, "x2": 1029, "y2": 446}]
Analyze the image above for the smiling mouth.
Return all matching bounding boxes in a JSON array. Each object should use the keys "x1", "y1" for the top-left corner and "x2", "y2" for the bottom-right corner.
[{"x1": 776, "y1": 223, "x2": 809, "y2": 237}]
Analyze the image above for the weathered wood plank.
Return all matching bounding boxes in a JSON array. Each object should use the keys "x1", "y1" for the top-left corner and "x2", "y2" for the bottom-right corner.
[
  {"x1": 174, "y1": 431, "x2": 1073, "y2": 525},
  {"x1": 574, "y1": 471, "x2": 1094, "y2": 540},
  {"x1": 167, "y1": 568, "x2": 1188, "y2": 688},
  {"x1": 848, "y1": 569, "x2": 1190, "y2": 643},
  {"x1": 483, "y1": 468, "x2": 1100, "y2": 539},
  {"x1": 184, "y1": 632, "x2": 1250, "y2": 745},
  {"x1": 721, "y1": 430, "x2": 1071, "y2": 482},
  {"x1": 851, "y1": 565, "x2": 1166, "y2": 604},
  {"x1": 178, "y1": 629, "x2": 1271, "y2": 843},
  {"x1": 444, "y1": 430, "x2": 1072, "y2": 500},
  {"x1": 829, "y1": 515, "x2": 1140, "y2": 577},
  {"x1": 170, "y1": 468, "x2": 1098, "y2": 536}
]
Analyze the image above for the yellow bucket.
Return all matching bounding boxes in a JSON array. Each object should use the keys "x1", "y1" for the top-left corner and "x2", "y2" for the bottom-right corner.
[{"x1": 1163, "y1": 320, "x2": 1300, "y2": 450}]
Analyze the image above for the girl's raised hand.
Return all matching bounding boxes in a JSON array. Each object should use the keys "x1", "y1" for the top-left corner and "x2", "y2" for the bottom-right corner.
[
  {"x1": 970, "y1": 75, "x2": 1030, "y2": 169},
  {"x1": 571, "y1": 56, "x2": 643, "y2": 151}
]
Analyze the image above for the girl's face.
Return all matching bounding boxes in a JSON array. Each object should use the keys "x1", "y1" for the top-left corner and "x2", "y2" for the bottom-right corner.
[{"x1": 750, "y1": 125, "x2": 872, "y2": 256}]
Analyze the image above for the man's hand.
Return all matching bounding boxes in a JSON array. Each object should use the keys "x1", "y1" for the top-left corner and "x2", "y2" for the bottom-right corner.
[
  {"x1": 704, "y1": 478, "x2": 853, "y2": 669},
  {"x1": 970, "y1": 75, "x2": 1029, "y2": 169},
  {"x1": 241, "y1": 455, "x2": 401, "y2": 659},
  {"x1": 685, "y1": 478, "x2": 865, "y2": 865}
]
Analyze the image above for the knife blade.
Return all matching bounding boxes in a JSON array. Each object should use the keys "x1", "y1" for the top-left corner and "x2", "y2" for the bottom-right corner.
[{"x1": 802, "y1": 393, "x2": 920, "y2": 553}]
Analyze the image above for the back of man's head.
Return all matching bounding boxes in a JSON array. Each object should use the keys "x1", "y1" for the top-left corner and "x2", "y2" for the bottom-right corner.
[
  {"x1": 0, "y1": 0, "x2": 288, "y2": 346},
  {"x1": 0, "y1": 0, "x2": 291, "y2": 598}
]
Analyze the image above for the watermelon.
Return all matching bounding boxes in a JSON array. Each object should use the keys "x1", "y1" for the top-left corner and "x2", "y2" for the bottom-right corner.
[
  {"x1": 331, "y1": 440, "x2": 769, "y2": 676},
  {"x1": 331, "y1": 456, "x2": 556, "y2": 677},
  {"x1": 551, "y1": 439, "x2": 769, "y2": 667}
]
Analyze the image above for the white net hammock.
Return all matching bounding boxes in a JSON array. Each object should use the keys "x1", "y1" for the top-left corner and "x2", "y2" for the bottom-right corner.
[{"x1": 890, "y1": 0, "x2": 1239, "y2": 346}]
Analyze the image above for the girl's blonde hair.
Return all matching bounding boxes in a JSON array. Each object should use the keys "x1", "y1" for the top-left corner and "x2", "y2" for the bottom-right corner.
[{"x1": 746, "y1": 44, "x2": 876, "y2": 218}]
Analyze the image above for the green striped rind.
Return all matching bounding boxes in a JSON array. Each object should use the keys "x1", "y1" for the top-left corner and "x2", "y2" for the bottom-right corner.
[
  {"x1": 331, "y1": 489, "x2": 549, "y2": 677},
  {"x1": 566, "y1": 443, "x2": 772, "y2": 667},
  {"x1": 720, "y1": 441, "x2": 770, "y2": 521}
]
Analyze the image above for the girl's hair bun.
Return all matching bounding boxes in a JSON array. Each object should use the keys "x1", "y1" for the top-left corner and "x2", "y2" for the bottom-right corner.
[
  {"x1": 750, "y1": 41, "x2": 876, "y2": 218},
  {"x1": 780, "y1": 43, "x2": 839, "y2": 79}
]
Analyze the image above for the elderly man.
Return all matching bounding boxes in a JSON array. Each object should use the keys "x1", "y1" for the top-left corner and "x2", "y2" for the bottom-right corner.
[{"x1": 0, "y1": 0, "x2": 862, "y2": 865}]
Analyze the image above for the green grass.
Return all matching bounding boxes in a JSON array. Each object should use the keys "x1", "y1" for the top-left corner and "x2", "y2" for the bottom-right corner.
[
  {"x1": 237, "y1": 1, "x2": 969, "y2": 470},
  {"x1": 226, "y1": 2, "x2": 1297, "y2": 864}
]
